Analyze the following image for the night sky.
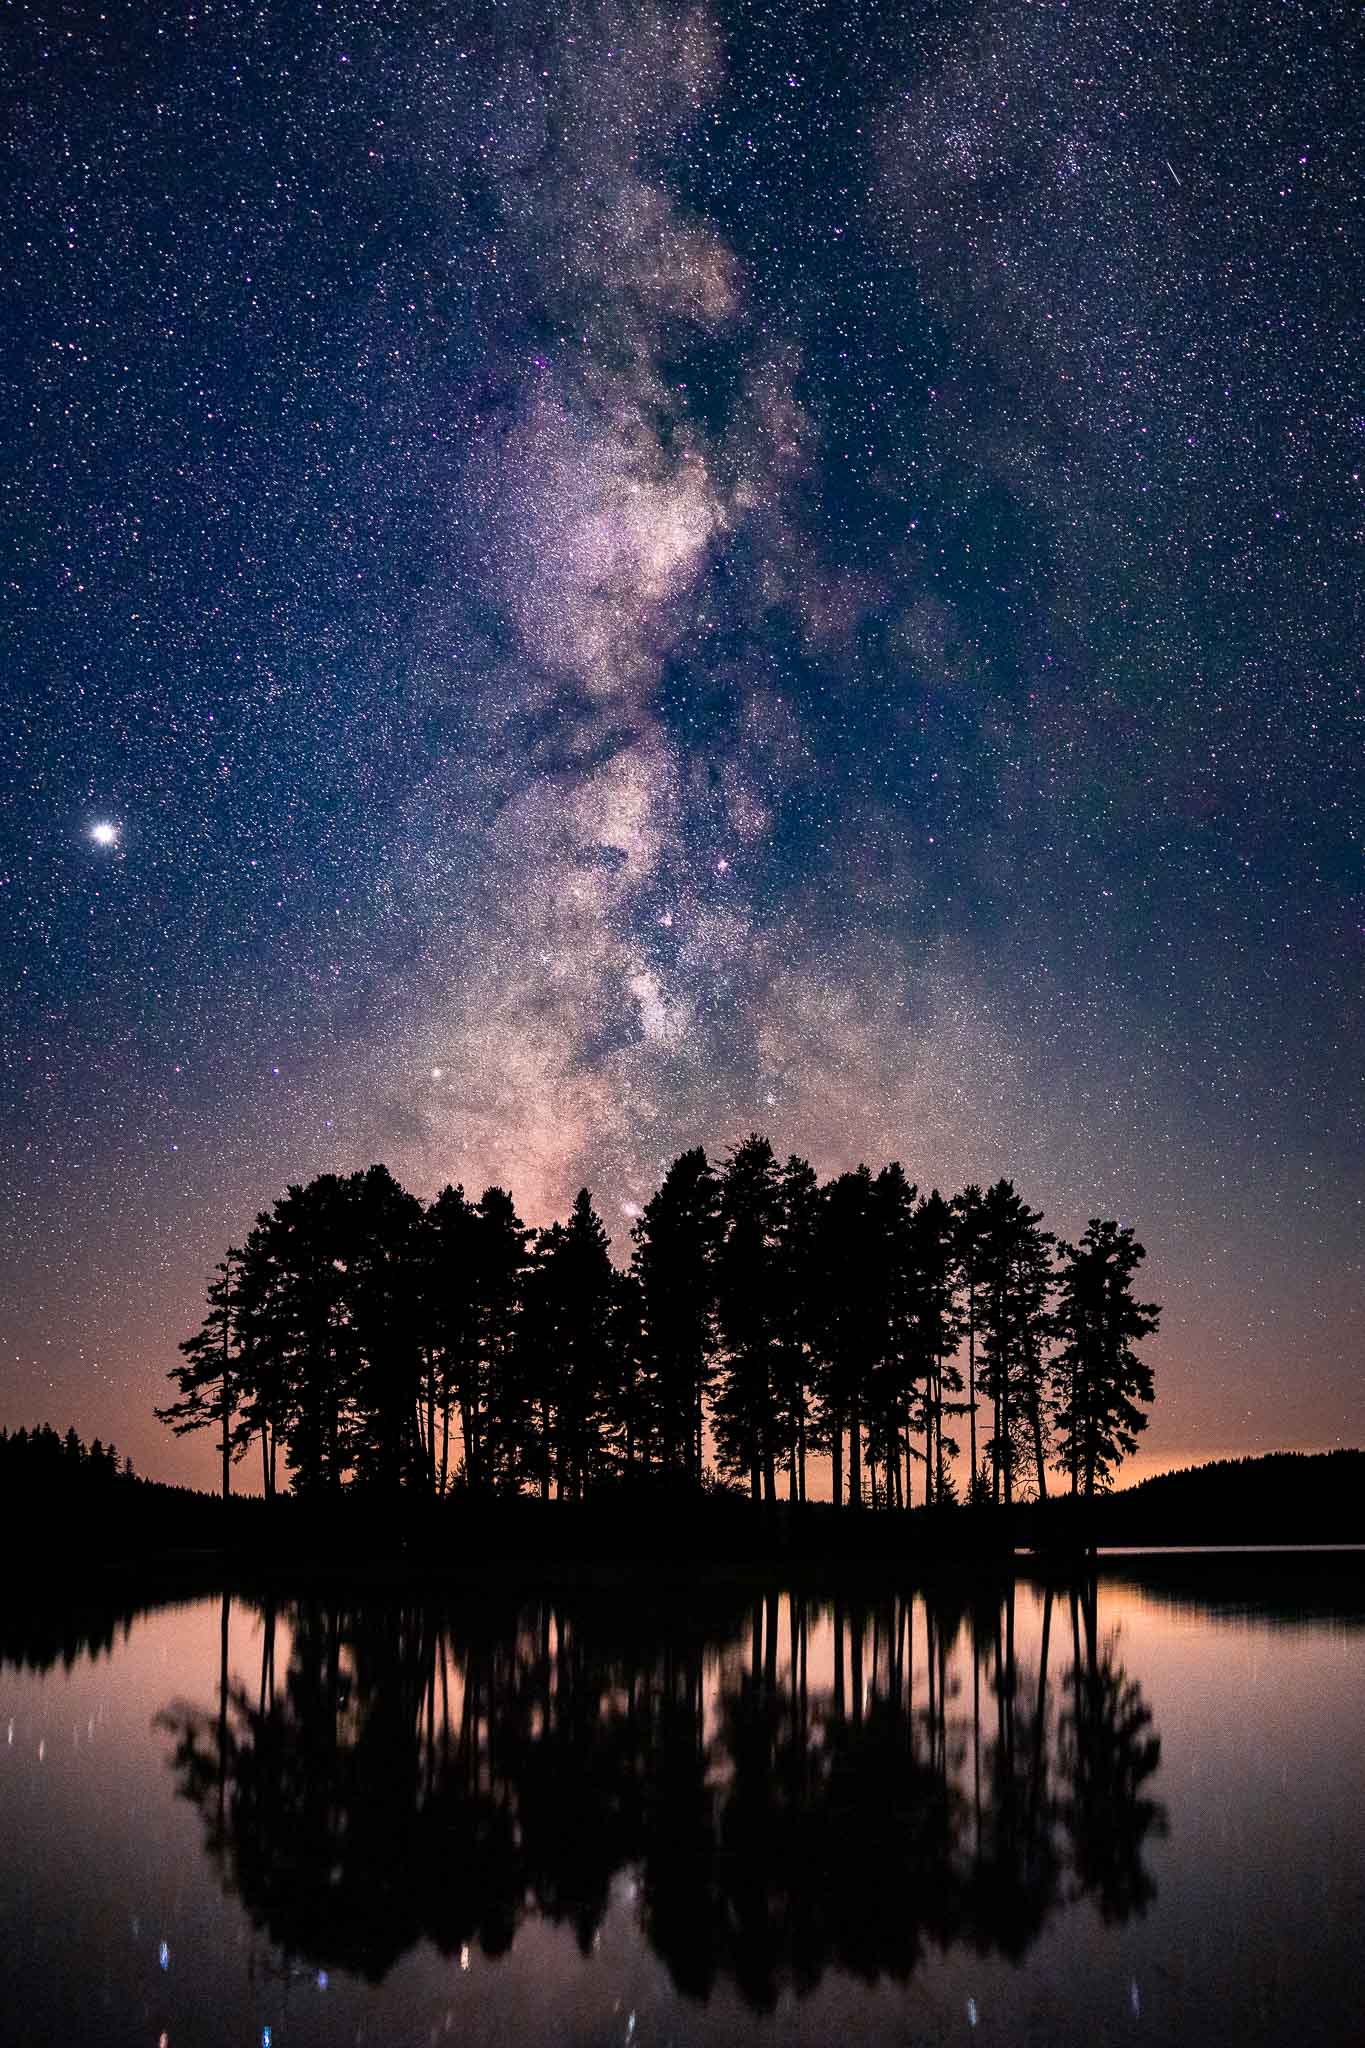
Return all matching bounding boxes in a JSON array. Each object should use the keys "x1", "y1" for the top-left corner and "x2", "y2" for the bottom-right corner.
[{"x1": 3, "y1": 0, "x2": 1361, "y2": 1489}]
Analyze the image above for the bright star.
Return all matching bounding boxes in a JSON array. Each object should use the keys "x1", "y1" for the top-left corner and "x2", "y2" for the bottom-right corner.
[{"x1": 89, "y1": 821, "x2": 119, "y2": 848}]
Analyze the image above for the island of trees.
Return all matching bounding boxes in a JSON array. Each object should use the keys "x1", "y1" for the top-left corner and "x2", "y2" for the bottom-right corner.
[{"x1": 158, "y1": 1136, "x2": 1160, "y2": 1524}]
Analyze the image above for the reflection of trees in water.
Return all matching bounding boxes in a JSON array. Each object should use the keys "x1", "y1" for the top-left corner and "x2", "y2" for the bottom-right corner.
[
  {"x1": 0, "y1": 1598, "x2": 157, "y2": 1675},
  {"x1": 157, "y1": 1581, "x2": 1165, "y2": 2006}
]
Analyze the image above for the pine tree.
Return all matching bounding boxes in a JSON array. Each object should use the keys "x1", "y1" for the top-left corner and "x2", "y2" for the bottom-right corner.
[
  {"x1": 810, "y1": 1166, "x2": 886, "y2": 1508},
  {"x1": 874, "y1": 1161, "x2": 920, "y2": 1508},
  {"x1": 476, "y1": 1186, "x2": 533, "y2": 1493},
  {"x1": 908, "y1": 1191, "x2": 964, "y2": 1507},
  {"x1": 713, "y1": 1136, "x2": 786, "y2": 1502},
  {"x1": 552, "y1": 1190, "x2": 617, "y2": 1498},
  {"x1": 951, "y1": 1185, "x2": 988, "y2": 1501},
  {"x1": 518, "y1": 1217, "x2": 567, "y2": 1498},
  {"x1": 976, "y1": 1182, "x2": 1055, "y2": 1505},
  {"x1": 631, "y1": 1147, "x2": 720, "y2": 1483},
  {"x1": 1051, "y1": 1222, "x2": 1159, "y2": 1497},
  {"x1": 774, "y1": 1155, "x2": 820, "y2": 1501},
  {"x1": 344, "y1": 1165, "x2": 427, "y2": 1498},
  {"x1": 424, "y1": 1184, "x2": 484, "y2": 1495},
  {"x1": 233, "y1": 1219, "x2": 288, "y2": 1499},
  {"x1": 605, "y1": 1264, "x2": 646, "y2": 1481},
  {"x1": 270, "y1": 1175, "x2": 357, "y2": 1496},
  {"x1": 159, "y1": 1249, "x2": 243, "y2": 1500}
]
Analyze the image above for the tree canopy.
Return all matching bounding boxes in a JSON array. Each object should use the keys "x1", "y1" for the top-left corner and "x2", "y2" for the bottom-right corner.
[{"x1": 161, "y1": 1145, "x2": 1160, "y2": 1506}]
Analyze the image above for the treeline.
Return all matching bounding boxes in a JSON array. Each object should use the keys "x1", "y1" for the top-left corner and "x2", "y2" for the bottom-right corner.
[
  {"x1": 161, "y1": 1138, "x2": 1159, "y2": 1509},
  {"x1": 0, "y1": 1422, "x2": 136, "y2": 1489},
  {"x1": 0, "y1": 1422, "x2": 272, "y2": 1572}
]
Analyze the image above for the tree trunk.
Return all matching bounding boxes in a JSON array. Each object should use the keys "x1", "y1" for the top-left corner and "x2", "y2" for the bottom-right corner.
[
  {"x1": 459, "y1": 1394, "x2": 476, "y2": 1491},
  {"x1": 849, "y1": 1403, "x2": 862, "y2": 1508},
  {"x1": 1001, "y1": 1345, "x2": 1013, "y2": 1507},
  {"x1": 934, "y1": 1354, "x2": 945, "y2": 1501},
  {"x1": 967, "y1": 1289, "x2": 978, "y2": 1496},
  {"x1": 832, "y1": 1410, "x2": 843, "y2": 1512},
  {"x1": 1030, "y1": 1385, "x2": 1049, "y2": 1503},
  {"x1": 1069, "y1": 1360, "x2": 1080, "y2": 1495}
]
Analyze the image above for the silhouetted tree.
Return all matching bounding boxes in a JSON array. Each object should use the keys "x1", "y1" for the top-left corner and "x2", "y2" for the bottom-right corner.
[
  {"x1": 977, "y1": 1182, "x2": 1054, "y2": 1504},
  {"x1": 271, "y1": 1174, "x2": 357, "y2": 1495},
  {"x1": 540, "y1": 1190, "x2": 617, "y2": 1498},
  {"x1": 1051, "y1": 1222, "x2": 1159, "y2": 1497},
  {"x1": 713, "y1": 1137, "x2": 787, "y2": 1502},
  {"x1": 604, "y1": 1263, "x2": 646, "y2": 1475},
  {"x1": 475, "y1": 1187, "x2": 534, "y2": 1493},
  {"x1": 344, "y1": 1166, "x2": 427, "y2": 1498},
  {"x1": 425, "y1": 1184, "x2": 485, "y2": 1493},
  {"x1": 157, "y1": 1249, "x2": 242, "y2": 1500},
  {"x1": 232, "y1": 1220, "x2": 287, "y2": 1498},
  {"x1": 632, "y1": 1147, "x2": 720, "y2": 1483},
  {"x1": 774, "y1": 1155, "x2": 820, "y2": 1502},
  {"x1": 811, "y1": 1166, "x2": 887, "y2": 1508},
  {"x1": 908, "y1": 1191, "x2": 964, "y2": 1506},
  {"x1": 873, "y1": 1161, "x2": 921, "y2": 1508},
  {"x1": 952, "y1": 1184, "x2": 988, "y2": 1498}
]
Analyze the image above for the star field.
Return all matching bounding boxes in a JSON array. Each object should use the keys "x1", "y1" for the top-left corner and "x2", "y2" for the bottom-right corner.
[{"x1": 1, "y1": 0, "x2": 1361, "y2": 1484}]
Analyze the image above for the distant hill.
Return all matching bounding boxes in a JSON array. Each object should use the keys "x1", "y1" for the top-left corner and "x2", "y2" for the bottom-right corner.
[{"x1": 1082, "y1": 1448, "x2": 1365, "y2": 1546}]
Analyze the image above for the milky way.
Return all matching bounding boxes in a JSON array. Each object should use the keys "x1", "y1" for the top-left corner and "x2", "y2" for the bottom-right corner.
[{"x1": 2, "y1": 0, "x2": 1360, "y2": 1484}]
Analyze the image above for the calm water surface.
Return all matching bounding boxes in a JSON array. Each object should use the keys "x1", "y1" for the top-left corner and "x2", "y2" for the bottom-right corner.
[{"x1": 3, "y1": 1568, "x2": 1363, "y2": 2046}]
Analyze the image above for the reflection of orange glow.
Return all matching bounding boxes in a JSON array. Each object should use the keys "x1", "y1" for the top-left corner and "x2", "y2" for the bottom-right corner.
[{"x1": 10, "y1": 1571, "x2": 1365, "y2": 2042}]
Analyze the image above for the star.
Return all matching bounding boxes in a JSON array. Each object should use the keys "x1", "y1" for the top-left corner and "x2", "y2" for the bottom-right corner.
[{"x1": 88, "y1": 821, "x2": 119, "y2": 848}]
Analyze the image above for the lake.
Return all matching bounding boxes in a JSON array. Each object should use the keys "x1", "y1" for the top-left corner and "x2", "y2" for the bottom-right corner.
[{"x1": 3, "y1": 1564, "x2": 1362, "y2": 2045}]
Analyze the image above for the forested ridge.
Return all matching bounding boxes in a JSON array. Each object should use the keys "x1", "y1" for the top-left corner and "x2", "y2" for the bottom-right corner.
[{"x1": 159, "y1": 1136, "x2": 1160, "y2": 1512}]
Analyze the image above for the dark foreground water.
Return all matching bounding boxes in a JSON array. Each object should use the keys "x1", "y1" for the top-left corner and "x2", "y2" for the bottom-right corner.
[{"x1": 3, "y1": 1567, "x2": 1363, "y2": 2047}]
